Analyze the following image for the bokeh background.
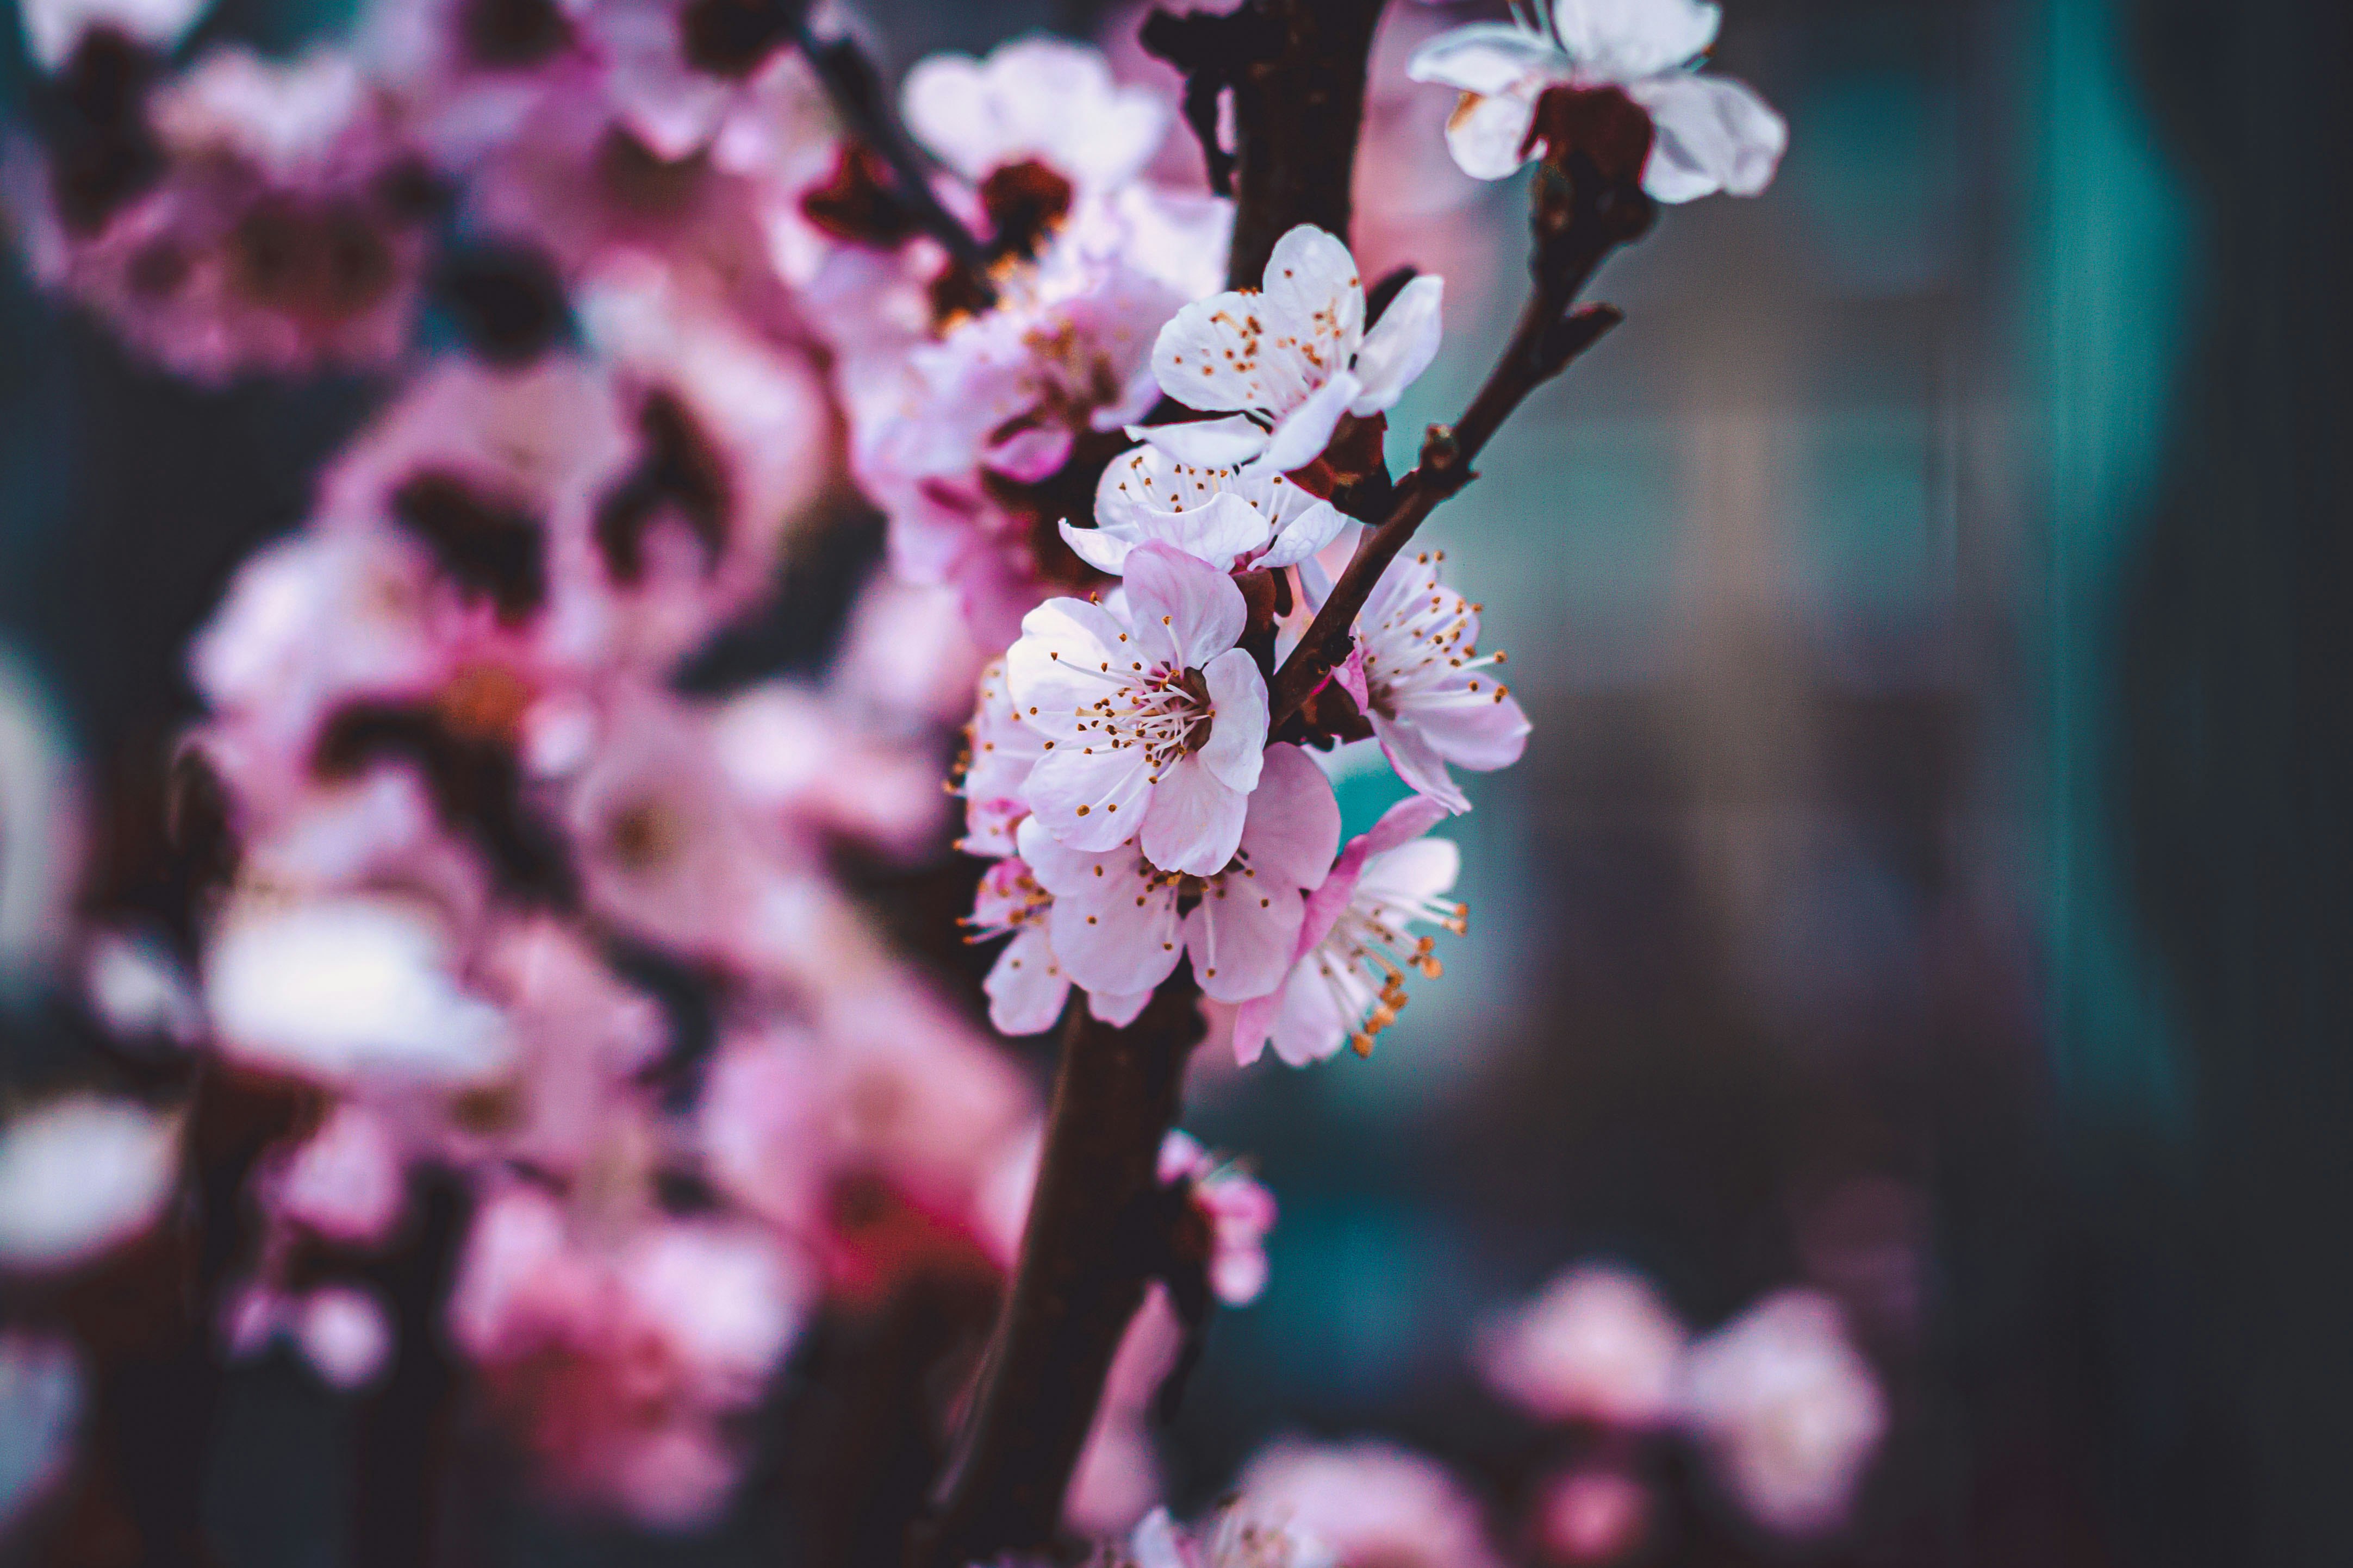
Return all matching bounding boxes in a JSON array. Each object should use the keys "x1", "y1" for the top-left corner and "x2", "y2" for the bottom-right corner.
[{"x1": 2, "y1": 0, "x2": 2346, "y2": 1565}]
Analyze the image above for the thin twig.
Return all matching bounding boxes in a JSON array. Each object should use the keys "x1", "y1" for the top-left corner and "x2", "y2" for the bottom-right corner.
[{"x1": 793, "y1": 22, "x2": 994, "y2": 303}]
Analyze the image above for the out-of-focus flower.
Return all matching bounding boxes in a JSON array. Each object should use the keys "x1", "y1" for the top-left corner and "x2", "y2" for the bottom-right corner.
[
  {"x1": 1160, "y1": 1131, "x2": 1274, "y2": 1305},
  {"x1": 0, "y1": 1334, "x2": 82, "y2": 1540},
  {"x1": 1677, "y1": 1290, "x2": 1885, "y2": 1538},
  {"x1": 1067, "y1": 1286, "x2": 1185, "y2": 1534},
  {"x1": 1477, "y1": 1263, "x2": 1688, "y2": 1428},
  {"x1": 1406, "y1": 0, "x2": 1786, "y2": 202},
  {"x1": 82, "y1": 928, "x2": 206, "y2": 1045},
  {"x1": 1231, "y1": 795, "x2": 1463, "y2": 1067},
  {"x1": 295, "y1": 1284, "x2": 396, "y2": 1390},
  {"x1": 1147, "y1": 224, "x2": 1442, "y2": 479},
  {"x1": 0, "y1": 1097, "x2": 180, "y2": 1272},
  {"x1": 20, "y1": 46, "x2": 440, "y2": 380},
  {"x1": 1006, "y1": 543, "x2": 1268, "y2": 872},
  {"x1": 1351, "y1": 550, "x2": 1528, "y2": 814},
  {"x1": 0, "y1": 655, "x2": 80, "y2": 1001},
  {"x1": 903, "y1": 36, "x2": 1169, "y2": 196},
  {"x1": 449, "y1": 1183, "x2": 814, "y2": 1526},
  {"x1": 1235, "y1": 1438, "x2": 1505, "y2": 1568},
  {"x1": 1533, "y1": 1465, "x2": 1649, "y2": 1564},
  {"x1": 1125, "y1": 1500, "x2": 1336, "y2": 1568},
  {"x1": 267, "y1": 1103, "x2": 409, "y2": 1247},
  {"x1": 205, "y1": 895, "x2": 514, "y2": 1088},
  {"x1": 1071, "y1": 446, "x2": 1346, "y2": 578},
  {"x1": 1016, "y1": 742, "x2": 1339, "y2": 1006}
]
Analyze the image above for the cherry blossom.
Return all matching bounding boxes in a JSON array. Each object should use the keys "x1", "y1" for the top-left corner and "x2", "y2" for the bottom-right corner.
[
  {"x1": 1677, "y1": 1290, "x2": 1885, "y2": 1538},
  {"x1": 20, "y1": 0, "x2": 214, "y2": 71},
  {"x1": 966, "y1": 855, "x2": 1154, "y2": 1035},
  {"x1": 0, "y1": 1097, "x2": 180, "y2": 1271},
  {"x1": 957, "y1": 657, "x2": 1047, "y2": 856},
  {"x1": 1006, "y1": 544, "x2": 1270, "y2": 873},
  {"x1": 1014, "y1": 742, "x2": 1339, "y2": 1005},
  {"x1": 902, "y1": 35, "x2": 1170, "y2": 196},
  {"x1": 1160, "y1": 1131, "x2": 1275, "y2": 1305},
  {"x1": 1066, "y1": 443, "x2": 1348, "y2": 577},
  {"x1": 1477, "y1": 1262, "x2": 1689, "y2": 1427},
  {"x1": 1350, "y1": 550, "x2": 1530, "y2": 813},
  {"x1": 1231, "y1": 796, "x2": 1465, "y2": 1067},
  {"x1": 1126, "y1": 1502, "x2": 1336, "y2": 1568},
  {"x1": 1146, "y1": 224, "x2": 1443, "y2": 479},
  {"x1": 1235, "y1": 1440, "x2": 1507, "y2": 1568},
  {"x1": 1406, "y1": 0, "x2": 1786, "y2": 202}
]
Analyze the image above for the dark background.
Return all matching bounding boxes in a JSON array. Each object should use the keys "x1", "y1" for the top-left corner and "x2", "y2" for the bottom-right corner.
[{"x1": 2, "y1": 0, "x2": 2346, "y2": 1564}]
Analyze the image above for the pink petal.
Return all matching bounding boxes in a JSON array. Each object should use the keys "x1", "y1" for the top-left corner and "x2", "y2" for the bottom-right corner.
[
  {"x1": 1122, "y1": 542, "x2": 1246, "y2": 669},
  {"x1": 1197, "y1": 648, "x2": 1270, "y2": 794},
  {"x1": 985, "y1": 926, "x2": 1070, "y2": 1036},
  {"x1": 1230, "y1": 990, "x2": 1280, "y2": 1065},
  {"x1": 1025, "y1": 745, "x2": 1157, "y2": 852},
  {"x1": 1184, "y1": 879, "x2": 1306, "y2": 1002},
  {"x1": 1051, "y1": 881, "x2": 1184, "y2": 997},
  {"x1": 1236, "y1": 744, "x2": 1343, "y2": 889},
  {"x1": 1086, "y1": 986, "x2": 1154, "y2": 1027},
  {"x1": 1141, "y1": 753, "x2": 1250, "y2": 876}
]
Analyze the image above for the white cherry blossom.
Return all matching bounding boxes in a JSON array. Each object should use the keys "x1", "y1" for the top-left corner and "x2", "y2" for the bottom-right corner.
[
  {"x1": 1147, "y1": 224, "x2": 1444, "y2": 480},
  {"x1": 956, "y1": 658, "x2": 1047, "y2": 856},
  {"x1": 902, "y1": 35, "x2": 1170, "y2": 194},
  {"x1": 1406, "y1": 0, "x2": 1786, "y2": 202},
  {"x1": 964, "y1": 855, "x2": 1152, "y2": 1036},
  {"x1": 1231, "y1": 796, "x2": 1466, "y2": 1066},
  {"x1": 1015, "y1": 743, "x2": 1339, "y2": 1005},
  {"x1": 1064, "y1": 443, "x2": 1350, "y2": 578},
  {"x1": 1349, "y1": 550, "x2": 1530, "y2": 813},
  {"x1": 1006, "y1": 544, "x2": 1269, "y2": 874}
]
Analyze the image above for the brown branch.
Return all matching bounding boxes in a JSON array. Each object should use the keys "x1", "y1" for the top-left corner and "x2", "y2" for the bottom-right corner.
[
  {"x1": 907, "y1": 978, "x2": 1206, "y2": 1567},
  {"x1": 793, "y1": 21, "x2": 994, "y2": 305},
  {"x1": 1266, "y1": 88, "x2": 1658, "y2": 729}
]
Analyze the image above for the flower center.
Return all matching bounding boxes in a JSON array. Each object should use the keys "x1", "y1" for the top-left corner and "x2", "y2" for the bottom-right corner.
[{"x1": 1074, "y1": 661, "x2": 1215, "y2": 776}]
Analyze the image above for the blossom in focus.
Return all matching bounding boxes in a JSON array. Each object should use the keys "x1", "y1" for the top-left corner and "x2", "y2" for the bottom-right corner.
[
  {"x1": 903, "y1": 35, "x2": 1169, "y2": 196},
  {"x1": 1236, "y1": 1439, "x2": 1505, "y2": 1568},
  {"x1": 1405, "y1": 0, "x2": 1786, "y2": 202},
  {"x1": 1231, "y1": 795, "x2": 1464, "y2": 1067},
  {"x1": 1016, "y1": 742, "x2": 1339, "y2": 1005},
  {"x1": 1147, "y1": 224, "x2": 1443, "y2": 479},
  {"x1": 966, "y1": 855, "x2": 1153, "y2": 1036},
  {"x1": 1160, "y1": 1131, "x2": 1274, "y2": 1306},
  {"x1": 0, "y1": 1096, "x2": 180, "y2": 1271},
  {"x1": 1351, "y1": 550, "x2": 1529, "y2": 814},
  {"x1": 1006, "y1": 543, "x2": 1269, "y2": 872},
  {"x1": 957, "y1": 657, "x2": 1047, "y2": 856},
  {"x1": 1477, "y1": 1263, "x2": 1688, "y2": 1428},
  {"x1": 1069, "y1": 445, "x2": 1348, "y2": 578},
  {"x1": 1677, "y1": 1289, "x2": 1885, "y2": 1538}
]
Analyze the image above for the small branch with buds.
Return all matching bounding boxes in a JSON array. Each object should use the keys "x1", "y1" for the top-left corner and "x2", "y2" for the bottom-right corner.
[
  {"x1": 792, "y1": 21, "x2": 996, "y2": 306},
  {"x1": 1267, "y1": 86, "x2": 1658, "y2": 729}
]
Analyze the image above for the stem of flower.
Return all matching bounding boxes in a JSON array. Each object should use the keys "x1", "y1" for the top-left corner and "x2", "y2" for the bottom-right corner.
[
  {"x1": 907, "y1": 979, "x2": 1206, "y2": 1567},
  {"x1": 792, "y1": 21, "x2": 996, "y2": 307}
]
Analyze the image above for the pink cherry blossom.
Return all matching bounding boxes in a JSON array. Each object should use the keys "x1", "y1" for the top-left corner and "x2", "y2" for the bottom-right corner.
[
  {"x1": 1126, "y1": 1500, "x2": 1336, "y2": 1568},
  {"x1": 1067, "y1": 443, "x2": 1348, "y2": 577},
  {"x1": 1231, "y1": 795, "x2": 1465, "y2": 1067},
  {"x1": 964, "y1": 856, "x2": 1154, "y2": 1036},
  {"x1": 1533, "y1": 1466, "x2": 1650, "y2": 1564},
  {"x1": 1354, "y1": 550, "x2": 1530, "y2": 813},
  {"x1": 957, "y1": 657, "x2": 1048, "y2": 856},
  {"x1": 1007, "y1": 543, "x2": 1269, "y2": 872},
  {"x1": 1159, "y1": 1131, "x2": 1275, "y2": 1305},
  {"x1": 1676, "y1": 1290, "x2": 1885, "y2": 1538},
  {"x1": 0, "y1": 1096, "x2": 180, "y2": 1272},
  {"x1": 1015, "y1": 742, "x2": 1338, "y2": 1005},
  {"x1": 1406, "y1": 0, "x2": 1786, "y2": 202},
  {"x1": 1477, "y1": 1263, "x2": 1688, "y2": 1428},
  {"x1": 1235, "y1": 1439, "x2": 1507, "y2": 1568},
  {"x1": 1147, "y1": 224, "x2": 1443, "y2": 478}
]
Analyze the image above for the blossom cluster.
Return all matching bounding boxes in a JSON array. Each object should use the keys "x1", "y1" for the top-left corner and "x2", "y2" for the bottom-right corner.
[{"x1": 0, "y1": 0, "x2": 1792, "y2": 1551}]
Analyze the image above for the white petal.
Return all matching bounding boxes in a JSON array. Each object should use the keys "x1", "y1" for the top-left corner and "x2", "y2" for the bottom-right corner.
[
  {"x1": 1017, "y1": 815, "x2": 1139, "y2": 897},
  {"x1": 1068, "y1": 492, "x2": 1272, "y2": 576},
  {"x1": 1024, "y1": 744, "x2": 1156, "y2": 852},
  {"x1": 1006, "y1": 597, "x2": 1130, "y2": 729},
  {"x1": 1197, "y1": 648, "x2": 1269, "y2": 794},
  {"x1": 1553, "y1": 0, "x2": 1720, "y2": 80},
  {"x1": 1051, "y1": 880, "x2": 1184, "y2": 997},
  {"x1": 1185, "y1": 878, "x2": 1306, "y2": 1003},
  {"x1": 1628, "y1": 71, "x2": 1788, "y2": 203},
  {"x1": 1256, "y1": 497, "x2": 1350, "y2": 571},
  {"x1": 1058, "y1": 517, "x2": 1139, "y2": 574},
  {"x1": 1086, "y1": 986, "x2": 1154, "y2": 1027},
  {"x1": 1130, "y1": 416, "x2": 1272, "y2": 470},
  {"x1": 900, "y1": 54, "x2": 997, "y2": 180},
  {"x1": 1350, "y1": 275, "x2": 1446, "y2": 414},
  {"x1": 1405, "y1": 24, "x2": 1564, "y2": 95},
  {"x1": 985, "y1": 926, "x2": 1071, "y2": 1036},
  {"x1": 1445, "y1": 86, "x2": 1544, "y2": 182},
  {"x1": 1373, "y1": 715, "x2": 1473, "y2": 814},
  {"x1": 1122, "y1": 543, "x2": 1247, "y2": 669},
  {"x1": 1268, "y1": 966, "x2": 1352, "y2": 1066},
  {"x1": 1153, "y1": 295, "x2": 1304, "y2": 415},
  {"x1": 1248, "y1": 371, "x2": 1360, "y2": 478},
  {"x1": 1141, "y1": 755, "x2": 1250, "y2": 876}
]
